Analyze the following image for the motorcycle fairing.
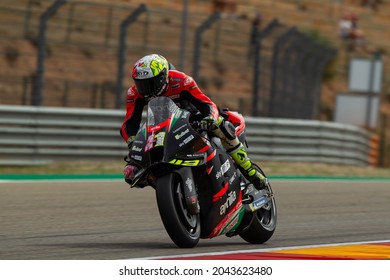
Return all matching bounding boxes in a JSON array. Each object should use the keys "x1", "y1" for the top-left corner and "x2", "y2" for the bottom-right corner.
[
  {"x1": 129, "y1": 97, "x2": 209, "y2": 169},
  {"x1": 207, "y1": 192, "x2": 246, "y2": 238},
  {"x1": 198, "y1": 145, "x2": 245, "y2": 238}
]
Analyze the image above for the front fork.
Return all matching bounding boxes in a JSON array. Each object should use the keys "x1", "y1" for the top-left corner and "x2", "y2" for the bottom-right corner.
[
  {"x1": 242, "y1": 178, "x2": 273, "y2": 212},
  {"x1": 173, "y1": 167, "x2": 200, "y2": 215}
]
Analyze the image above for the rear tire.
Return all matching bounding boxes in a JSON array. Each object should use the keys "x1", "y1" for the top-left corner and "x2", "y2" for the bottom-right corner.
[
  {"x1": 155, "y1": 172, "x2": 200, "y2": 248},
  {"x1": 239, "y1": 164, "x2": 277, "y2": 244}
]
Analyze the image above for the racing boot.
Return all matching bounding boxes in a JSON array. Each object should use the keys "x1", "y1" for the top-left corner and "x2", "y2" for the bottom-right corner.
[{"x1": 228, "y1": 143, "x2": 267, "y2": 190}]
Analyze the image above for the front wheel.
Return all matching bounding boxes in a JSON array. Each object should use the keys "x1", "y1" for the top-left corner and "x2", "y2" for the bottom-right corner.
[
  {"x1": 239, "y1": 164, "x2": 277, "y2": 244},
  {"x1": 155, "y1": 172, "x2": 200, "y2": 248}
]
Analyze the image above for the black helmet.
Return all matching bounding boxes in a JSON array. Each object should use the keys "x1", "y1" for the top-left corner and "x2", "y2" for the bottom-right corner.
[{"x1": 132, "y1": 54, "x2": 169, "y2": 99}]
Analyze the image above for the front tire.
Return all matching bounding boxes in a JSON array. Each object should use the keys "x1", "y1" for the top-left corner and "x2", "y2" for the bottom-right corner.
[
  {"x1": 239, "y1": 164, "x2": 277, "y2": 244},
  {"x1": 155, "y1": 172, "x2": 200, "y2": 248}
]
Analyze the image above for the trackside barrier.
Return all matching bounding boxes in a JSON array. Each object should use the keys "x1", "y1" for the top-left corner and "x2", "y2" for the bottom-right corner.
[
  {"x1": 369, "y1": 134, "x2": 380, "y2": 167},
  {"x1": 244, "y1": 117, "x2": 375, "y2": 166},
  {"x1": 0, "y1": 105, "x2": 375, "y2": 166}
]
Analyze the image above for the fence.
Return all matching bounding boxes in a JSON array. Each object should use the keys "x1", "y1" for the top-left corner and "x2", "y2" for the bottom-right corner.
[
  {"x1": 0, "y1": 105, "x2": 376, "y2": 166},
  {"x1": 251, "y1": 19, "x2": 337, "y2": 118},
  {"x1": 0, "y1": 0, "x2": 336, "y2": 118}
]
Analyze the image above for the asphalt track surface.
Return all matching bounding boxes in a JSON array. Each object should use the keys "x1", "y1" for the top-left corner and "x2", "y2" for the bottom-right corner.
[{"x1": 1, "y1": 179, "x2": 389, "y2": 260}]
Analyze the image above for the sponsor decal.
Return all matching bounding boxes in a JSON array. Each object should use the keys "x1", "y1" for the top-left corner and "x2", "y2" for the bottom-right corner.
[
  {"x1": 209, "y1": 200, "x2": 242, "y2": 237},
  {"x1": 126, "y1": 99, "x2": 134, "y2": 103},
  {"x1": 151, "y1": 102, "x2": 178, "y2": 115},
  {"x1": 185, "y1": 153, "x2": 203, "y2": 158},
  {"x1": 220, "y1": 190, "x2": 237, "y2": 215},
  {"x1": 143, "y1": 132, "x2": 165, "y2": 150},
  {"x1": 185, "y1": 177, "x2": 193, "y2": 192},
  {"x1": 223, "y1": 214, "x2": 239, "y2": 234},
  {"x1": 171, "y1": 84, "x2": 180, "y2": 89},
  {"x1": 179, "y1": 134, "x2": 194, "y2": 147},
  {"x1": 173, "y1": 124, "x2": 187, "y2": 133},
  {"x1": 145, "y1": 132, "x2": 155, "y2": 151},
  {"x1": 216, "y1": 159, "x2": 231, "y2": 179},
  {"x1": 229, "y1": 172, "x2": 237, "y2": 184},
  {"x1": 221, "y1": 159, "x2": 231, "y2": 174},
  {"x1": 131, "y1": 146, "x2": 142, "y2": 152},
  {"x1": 131, "y1": 155, "x2": 142, "y2": 161},
  {"x1": 181, "y1": 111, "x2": 190, "y2": 119},
  {"x1": 155, "y1": 132, "x2": 165, "y2": 147},
  {"x1": 148, "y1": 125, "x2": 161, "y2": 132},
  {"x1": 189, "y1": 85, "x2": 198, "y2": 90},
  {"x1": 184, "y1": 76, "x2": 193, "y2": 86},
  {"x1": 175, "y1": 128, "x2": 189, "y2": 140},
  {"x1": 135, "y1": 61, "x2": 146, "y2": 68},
  {"x1": 170, "y1": 77, "x2": 182, "y2": 82},
  {"x1": 184, "y1": 77, "x2": 194, "y2": 86},
  {"x1": 175, "y1": 109, "x2": 182, "y2": 118},
  {"x1": 169, "y1": 159, "x2": 200, "y2": 166},
  {"x1": 250, "y1": 197, "x2": 268, "y2": 211}
]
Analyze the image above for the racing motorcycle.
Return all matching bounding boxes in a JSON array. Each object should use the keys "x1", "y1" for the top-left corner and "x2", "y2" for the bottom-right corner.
[{"x1": 127, "y1": 96, "x2": 276, "y2": 248}]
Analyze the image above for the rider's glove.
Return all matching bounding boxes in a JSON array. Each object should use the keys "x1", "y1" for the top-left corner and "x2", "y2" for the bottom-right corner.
[
  {"x1": 200, "y1": 116, "x2": 218, "y2": 131},
  {"x1": 127, "y1": 135, "x2": 136, "y2": 150}
]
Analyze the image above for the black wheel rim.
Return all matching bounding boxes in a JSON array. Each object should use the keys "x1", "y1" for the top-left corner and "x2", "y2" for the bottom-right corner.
[
  {"x1": 256, "y1": 195, "x2": 277, "y2": 231},
  {"x1": 253, "y1": 164, "x2": 277, "y2": 231}
]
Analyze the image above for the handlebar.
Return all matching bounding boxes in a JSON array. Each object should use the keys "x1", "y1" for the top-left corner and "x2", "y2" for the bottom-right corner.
[{"x1": 191, "y1": 121, "x2": 208, "y2": 132}]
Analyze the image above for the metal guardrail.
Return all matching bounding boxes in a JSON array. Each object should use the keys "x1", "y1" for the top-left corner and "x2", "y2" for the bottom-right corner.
[
  {"x1": 244, "y1": 117, "x2": 373, "y2": 166},
  {"x1": 0, "y1": 105, "x2": 125, "y2": 165},
  {"x1": 0, "y1": 105, "x2": 374, "y2": 166}
]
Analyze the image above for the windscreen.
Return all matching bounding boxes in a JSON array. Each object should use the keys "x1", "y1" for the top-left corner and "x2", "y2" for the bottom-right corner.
[{"x1": 147, "y1": 97, "x2": 179, "y2": 126}]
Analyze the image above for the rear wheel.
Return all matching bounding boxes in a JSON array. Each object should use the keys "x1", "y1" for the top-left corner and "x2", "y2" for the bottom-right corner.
[
  {"x1": 239, "y1": 164, "x2": 277, "y2": 244},
  {"x1": 155, "y1": 172, "x2": 200, "y2": 248}
]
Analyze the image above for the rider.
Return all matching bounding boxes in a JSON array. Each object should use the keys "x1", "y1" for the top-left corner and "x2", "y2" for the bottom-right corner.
[{"x1": 120, "y1": 54, "x2": 267, "y2": 190}]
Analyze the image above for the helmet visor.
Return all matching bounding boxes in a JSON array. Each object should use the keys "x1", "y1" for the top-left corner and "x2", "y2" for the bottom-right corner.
[{"x1": 134, "y1": 69, "x2": 167, "y2": 98}]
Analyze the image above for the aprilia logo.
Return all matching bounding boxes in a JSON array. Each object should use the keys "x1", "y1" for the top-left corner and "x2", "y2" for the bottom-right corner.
[{"x1": 220, "y1": 191, "x2": 237, "y2": 215}]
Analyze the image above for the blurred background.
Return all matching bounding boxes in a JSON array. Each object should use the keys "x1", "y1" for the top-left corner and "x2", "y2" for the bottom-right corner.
[{"x1": 0, "y1": 0, "x2": 389, "y2": 167}]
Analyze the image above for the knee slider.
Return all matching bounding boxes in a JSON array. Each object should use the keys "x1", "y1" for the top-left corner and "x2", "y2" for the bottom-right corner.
[{"x1": 219, "y1": 120, "x2": 237, "y2": 141}]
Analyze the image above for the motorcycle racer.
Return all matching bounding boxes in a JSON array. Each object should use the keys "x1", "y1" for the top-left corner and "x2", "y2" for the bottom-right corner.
[{"x1": 120, "y1": 54, "x2": 267, "y2": 190}]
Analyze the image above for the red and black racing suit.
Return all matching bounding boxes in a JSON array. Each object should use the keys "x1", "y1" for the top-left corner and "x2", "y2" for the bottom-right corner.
[{"x1": 120, "y1": 69, "x2": 219, "y2": 143}]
